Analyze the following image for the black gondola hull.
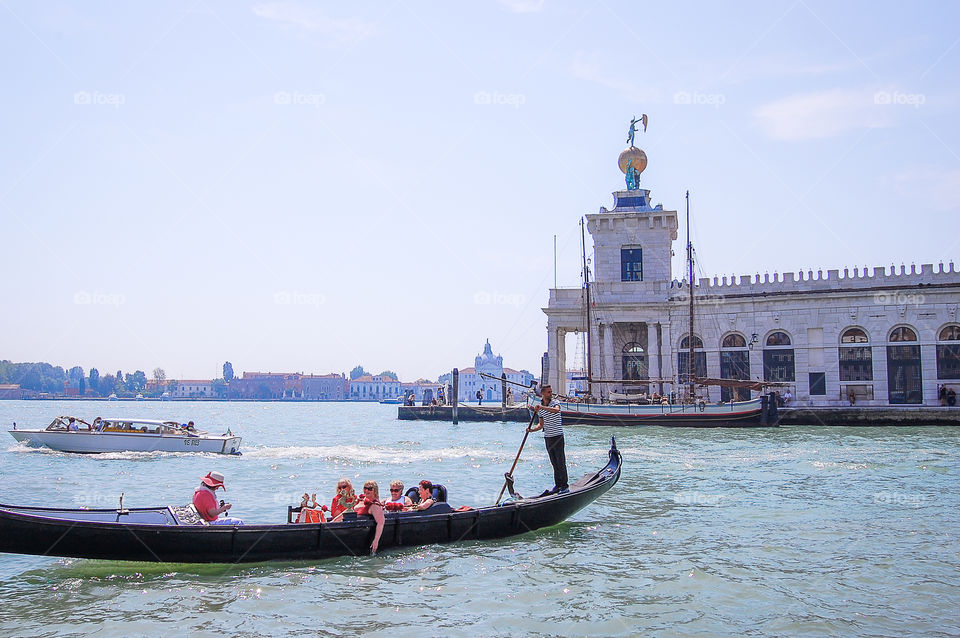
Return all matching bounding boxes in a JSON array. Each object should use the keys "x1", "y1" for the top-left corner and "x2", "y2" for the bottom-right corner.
[{"x1": 0, "y1": 441, "x2": 621, "y2": 563}]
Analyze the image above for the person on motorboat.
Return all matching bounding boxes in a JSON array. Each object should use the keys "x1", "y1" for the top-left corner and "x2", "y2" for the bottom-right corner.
[
  {"x1": 410, "y1": 480, "x2": 436, "y2": 511},
  {"x1": 383, "y1": 480, "x2": 412, "y2": 511},
  {"x1": 67, "y1": 418, "x2": 79, "y2": 432},
  {"x1": 529, "y1": 384, "x2": 569, "y2": 496},
  {"x1": 192, "y1": 471, "x2": 244, "y2": 525},
  {"x1": 91, "y1": 417, "x2": 103, "y2": 431},
  {"x1": 329, "y1": 478, "x2": 357, "y2": 519}
]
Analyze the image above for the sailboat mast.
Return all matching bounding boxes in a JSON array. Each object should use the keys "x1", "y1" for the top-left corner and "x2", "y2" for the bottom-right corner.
[
  {"x1": 686, "y1": 190, "x2": 695, "y2": 401},
  {"x1": 581, "y1": 217, "x2": 593, "y2": 398}
]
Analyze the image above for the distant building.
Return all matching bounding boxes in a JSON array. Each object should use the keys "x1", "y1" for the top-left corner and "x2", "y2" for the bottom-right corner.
[
  {"x1": 228, "y1": 372, "x2": 303, "y2": 400},
  {"x1": 349, "y1": 374, "x2": 401, "y2": 401},
  {"x1": 172, "y1": 380, "x2": 215, "y2": 398},
  {"x1": 301, "y1": 373, "x2": 349, "y2": 400},
  {"x1": 0, "y1": 384, "x2": 22, "y2": 400},
  {"x1": 439, "y1": 340, "x2": 535, "y2": 403}
]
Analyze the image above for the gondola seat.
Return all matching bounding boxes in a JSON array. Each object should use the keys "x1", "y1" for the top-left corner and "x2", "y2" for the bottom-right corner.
[{"x1": 405, "y1": 484, "x2": 448, "y2": 504}]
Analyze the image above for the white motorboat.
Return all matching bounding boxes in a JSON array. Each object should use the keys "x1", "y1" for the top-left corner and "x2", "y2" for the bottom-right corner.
[{"x1": 9, "y1": 416, "x2": 242, "y2": 455}]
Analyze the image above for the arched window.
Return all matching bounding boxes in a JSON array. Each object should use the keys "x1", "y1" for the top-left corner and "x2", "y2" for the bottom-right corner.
[
  {"x1": 720, "y1": 333, "x2": 749, "y2": 401},
  {"x1": 839, "y1": 327, "x2": 872, "y2": 382},
  {"x1": 937, "y1": 324, "x2": 960, "y2": 380},
  {"x1": 722, "y1": 333, "x2": 746, "y2": 348},
  {"x1": 622, "y1": 342, "x2": 647, "y2": 381},
  {"x1": 677, "y1": 334, "x2": 706, "y2": 382},
  {"x1": 763, "y1": 331, "x2": 795, "y2": 382},
  {"x1": 840, "y1": 327, "x2": 869, "y2": 344},
  {"x1": 887, "y1": 325, "x2": 922, "y2": 403},
  {"x1": 766, "y1": 331, "x2": 792, "y2": 347},
  {"x1": 889, "y1": 326, "x2": 918, "y2": 342}
]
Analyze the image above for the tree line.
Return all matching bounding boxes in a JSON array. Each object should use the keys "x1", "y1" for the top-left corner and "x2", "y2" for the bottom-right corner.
[{"x1": 1, "y1": 360, "x2": 396, "y2": 397}]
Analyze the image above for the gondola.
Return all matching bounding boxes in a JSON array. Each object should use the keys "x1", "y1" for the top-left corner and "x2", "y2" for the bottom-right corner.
[{"x1": 0, "y1": 439, "x2": 621, "y2": 564}]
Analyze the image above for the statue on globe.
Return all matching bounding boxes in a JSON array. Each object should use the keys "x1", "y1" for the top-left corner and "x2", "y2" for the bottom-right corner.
[
  {"x1": 625, "y1": 159, "x2": 639, "y2": 190},
  {"x1": 626, "y1": 114, "x2": 648, "y2": 147}
]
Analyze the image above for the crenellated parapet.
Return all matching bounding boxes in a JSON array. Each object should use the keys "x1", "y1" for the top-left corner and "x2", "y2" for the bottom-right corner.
[{"x1": 669, "y1": 262, "x2": 960, "y2": 299}]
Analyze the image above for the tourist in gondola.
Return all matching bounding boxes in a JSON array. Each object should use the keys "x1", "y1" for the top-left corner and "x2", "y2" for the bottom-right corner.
[
  {"x1": 411, "y1": 479, "x2": 437, "y2": 511},
  {"x1": 529, "y1": 384, "x2": 569, "y2": 495},
  {"x1": 383, "y1": 480, "x2": 411, "y2": 511},
  {"x1": 329, "y1": 478, "x2": 357, "y2": 519},
  {"x1": 192, "y1": 471, "x2": 244, "y2": 525},
  {"x1": 330, "y1": 480, "x2": 384, "y2": 553}
]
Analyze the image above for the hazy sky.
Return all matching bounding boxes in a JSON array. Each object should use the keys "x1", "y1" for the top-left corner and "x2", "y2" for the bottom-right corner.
[{"x1": 1, "y1": 1, "x2": 957, "y2": 381}]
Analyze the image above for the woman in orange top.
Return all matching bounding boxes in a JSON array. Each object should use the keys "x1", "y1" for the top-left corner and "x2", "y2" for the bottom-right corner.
[{"x1": 329, "y1": 478, "x2": 356, "y2": 520}]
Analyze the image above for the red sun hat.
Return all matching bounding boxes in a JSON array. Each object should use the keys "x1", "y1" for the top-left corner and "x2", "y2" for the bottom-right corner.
[{"x1": 201, "y1": 471, "x2": 226, "y2": 490}]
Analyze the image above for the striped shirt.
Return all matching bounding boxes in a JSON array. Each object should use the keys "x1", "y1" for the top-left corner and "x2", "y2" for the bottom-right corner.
[{"x1": 539, "y1": 399, "x2": 564, "y2": 437}]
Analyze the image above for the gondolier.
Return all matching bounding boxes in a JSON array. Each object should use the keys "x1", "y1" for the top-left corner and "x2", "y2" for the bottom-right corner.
[{"x1": 529, "y1": 384, "x2": 568, "y2": 495}]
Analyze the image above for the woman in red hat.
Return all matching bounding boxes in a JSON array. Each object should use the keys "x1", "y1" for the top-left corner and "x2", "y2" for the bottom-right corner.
[{"x1": 192, "y1": 471, "x2": 244, "y2": 525}]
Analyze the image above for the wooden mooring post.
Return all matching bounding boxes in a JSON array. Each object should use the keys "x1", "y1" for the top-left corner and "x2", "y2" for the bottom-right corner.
[
  {"x1": 452, "y1": 368, "x2": 459, "y2": 425},
  {"x1": 501, "y1": 373, "x2": 507, "y2": 409}
]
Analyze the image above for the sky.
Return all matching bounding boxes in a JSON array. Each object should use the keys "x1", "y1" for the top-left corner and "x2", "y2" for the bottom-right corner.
[{"x1": 1, "y1": 0, "x2": 958, "y2": 381}]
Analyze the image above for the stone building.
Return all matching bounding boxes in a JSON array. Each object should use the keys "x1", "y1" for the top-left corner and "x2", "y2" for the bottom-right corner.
[
  {"x1": 438, "y1": 340, "x2": 535, "y2": 403},
  {"x1": 349, "y1": 374, "x2": 401, "y2": 401},
  {"x1": 544, "y1": 145, "x2": 960, "y2": 407},
  {"x1": 301, "y1": 373, "x2": 349, "y2": 401}
]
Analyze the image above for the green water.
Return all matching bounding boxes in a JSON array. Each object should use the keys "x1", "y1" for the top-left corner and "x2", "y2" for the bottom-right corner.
[{"x1": 0, "y1": 400, "x2": 957, "y2": 637}]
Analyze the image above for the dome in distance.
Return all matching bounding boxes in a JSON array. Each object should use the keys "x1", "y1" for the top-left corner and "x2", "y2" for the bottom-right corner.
[{"x1": 618, "y1": 147, "x2": 647, "y2": 175}]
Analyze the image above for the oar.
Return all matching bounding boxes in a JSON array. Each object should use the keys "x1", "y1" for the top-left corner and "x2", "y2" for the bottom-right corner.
[{"x1": 496, "y1": 407, "x2": 539, "y2": 504}]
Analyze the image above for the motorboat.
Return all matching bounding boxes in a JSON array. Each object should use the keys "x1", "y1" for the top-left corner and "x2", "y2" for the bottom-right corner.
[{"x1": 9, "y1": 416, "x2": 241, "y2": 455}]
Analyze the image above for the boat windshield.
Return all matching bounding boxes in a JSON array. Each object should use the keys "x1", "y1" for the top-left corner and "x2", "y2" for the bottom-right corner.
[{"x1": 45, "y1": 416, "x2": 88, "y2": 431}]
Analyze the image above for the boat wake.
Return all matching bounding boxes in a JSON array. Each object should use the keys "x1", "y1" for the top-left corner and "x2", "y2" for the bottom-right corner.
[
  {"x1": 242, "y1": 444, "x2": 507, "y2": 464},
  {"x1": 5, "y1": 445, "x2": 225, "y2": 461}
]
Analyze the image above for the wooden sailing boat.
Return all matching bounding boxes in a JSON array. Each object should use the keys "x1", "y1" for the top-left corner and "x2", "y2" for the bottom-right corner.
[{"x1": 554, "y1": 192, "x2": 778, "y2": 427}]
